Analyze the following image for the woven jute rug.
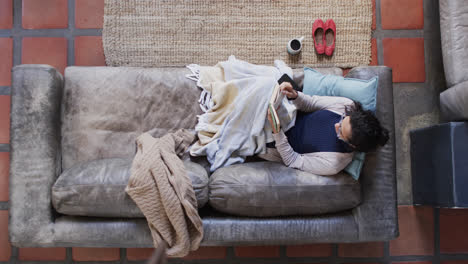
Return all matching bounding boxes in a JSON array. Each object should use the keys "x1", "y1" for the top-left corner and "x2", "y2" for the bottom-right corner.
[{"x1": 103, "y1": 0, "x2": 372, "y2": 67}]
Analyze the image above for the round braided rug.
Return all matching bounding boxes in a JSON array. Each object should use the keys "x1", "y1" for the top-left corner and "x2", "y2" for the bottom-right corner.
[{"x1": 103, "y1": 0, "x2": 372, "y2": 67}]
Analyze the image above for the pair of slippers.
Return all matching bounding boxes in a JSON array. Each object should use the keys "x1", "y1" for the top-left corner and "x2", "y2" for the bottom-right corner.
[{"x1": 312, "y1": 19, "x2": 336, "y2": 56}]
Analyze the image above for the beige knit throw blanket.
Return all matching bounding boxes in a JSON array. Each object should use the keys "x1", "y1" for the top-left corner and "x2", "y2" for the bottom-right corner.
[{"x1": 125, "y1": 130, "x2": 203, "y2": 257}]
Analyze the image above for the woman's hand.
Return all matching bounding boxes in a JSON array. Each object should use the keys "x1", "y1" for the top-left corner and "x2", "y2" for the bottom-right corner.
[
  {"x1": 279, "y1": 82, "x2": 298, "y2": 99},
  {"x1": 267, "y1": 108, "x2": 279, "y2": 134}
]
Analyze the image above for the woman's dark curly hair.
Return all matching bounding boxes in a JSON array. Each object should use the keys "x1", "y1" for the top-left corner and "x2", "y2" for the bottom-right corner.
[{"x1": 345, "y1": 102, "x2": 389, "y2": 152}]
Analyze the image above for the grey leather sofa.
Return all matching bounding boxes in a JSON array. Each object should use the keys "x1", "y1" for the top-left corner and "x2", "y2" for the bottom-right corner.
[{"x1": 9, "y1": 64, "x2": 398, "y2": 248}]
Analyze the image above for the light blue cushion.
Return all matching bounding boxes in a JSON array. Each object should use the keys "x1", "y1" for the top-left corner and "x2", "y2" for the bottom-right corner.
[
  {"x1": 345, "y1": 152, "x2": 366, "y2": 180},
  {"x1": 303, "y1": 67, "x2": 378, "y2": 112},
  {"x1": 302, "y1": 67, "x2": 379, "y2": 180}
]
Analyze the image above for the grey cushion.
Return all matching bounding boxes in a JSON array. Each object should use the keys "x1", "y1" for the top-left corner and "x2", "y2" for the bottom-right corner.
[
  {"x1": 440, "y1": 80, "x2": 468, "y2": 121},
  {"x1": 61, "y1": 67, "x2": 203, "y2": 170},
  {"x1": 440, "y1": 0, "x2": 468, "y2": 88},
  {"x1": 52, "y1": 158, "x2": 209, "y2": 217},
  {"x1": 209, "y1": 161, "x2": 361, "y2": 217}
]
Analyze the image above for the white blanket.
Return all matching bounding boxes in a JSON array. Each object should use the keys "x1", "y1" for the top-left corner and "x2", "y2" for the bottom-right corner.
[{"x1": 186, "y1": 56, "x2": 297, "y2": 172}]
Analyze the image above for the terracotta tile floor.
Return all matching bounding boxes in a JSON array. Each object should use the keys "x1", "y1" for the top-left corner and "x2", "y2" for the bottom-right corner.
[{"x1": 0, "y1": 0, "x2": 468, "y2": 263}]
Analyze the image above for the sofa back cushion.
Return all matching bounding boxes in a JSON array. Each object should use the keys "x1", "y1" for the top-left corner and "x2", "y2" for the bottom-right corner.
[
  {"x1": 440, "y1": 0, "x2": 468, "y2": 87},
  {"x1": 61, "y1": 67, "x2": 203, "y2": 170},
  {"x1": 209, "y1": 161, "x2": 361, "y2": 217},
  {"x1": 52, "y1": 158, "x2": 209, "y2": 218}
]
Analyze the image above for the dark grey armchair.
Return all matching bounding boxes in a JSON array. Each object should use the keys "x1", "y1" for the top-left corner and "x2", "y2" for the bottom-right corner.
[
  {"x1": 9, "y1": 64, "x2": 398, "y2": 248},
  {"x1": 411, "y1": 0, "x2": 468, "y2": 207}
]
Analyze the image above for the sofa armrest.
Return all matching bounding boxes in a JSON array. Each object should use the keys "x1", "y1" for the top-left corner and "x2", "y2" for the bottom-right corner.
[
  {"x1": 346, "y1": 66, "x2": 399, "y2": 241},
  {"x1": 9, "y1": 64, "x2": 63, "y2": 247}
]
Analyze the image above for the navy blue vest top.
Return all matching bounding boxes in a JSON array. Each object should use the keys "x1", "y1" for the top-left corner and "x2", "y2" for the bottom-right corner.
[{"x1": 285, "y1": 110, "x2": 353, "y2": 154}]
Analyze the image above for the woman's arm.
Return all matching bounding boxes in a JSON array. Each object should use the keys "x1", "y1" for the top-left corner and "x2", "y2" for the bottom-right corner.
[
  {"x1": 293, "y1": 92, "x2": 355, "y2": 113},
  {"x1": 273, "y1": 130, "x2": 353, "y2": 175},
  {"x1": 279, "y1": 82, "x2": 354, "y2": 113}
]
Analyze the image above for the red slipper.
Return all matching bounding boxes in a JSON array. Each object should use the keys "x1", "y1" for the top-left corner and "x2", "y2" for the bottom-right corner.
[
  {"x1": 324, "y1": 19, "x2": 336, "y2": 56},
  {"x1": 312, "y1": 19, "x2": 325, "y2": 55}
]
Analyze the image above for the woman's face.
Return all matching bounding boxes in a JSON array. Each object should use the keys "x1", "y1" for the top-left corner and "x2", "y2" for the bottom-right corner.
[{"x1": 335, "y1": 116, "x2": 352, "y2": 143}]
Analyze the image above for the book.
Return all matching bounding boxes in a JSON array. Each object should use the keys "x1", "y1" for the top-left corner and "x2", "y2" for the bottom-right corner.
[
  {"x1": 268, "y1": 102, "x2": 280, "y2": 132},
  {"x1": 268, "y1": 83, "x2": 283, "y2": 133},
  {"x1": 269, "y1": 82, "x2": 284, "y2": 108},
  {"x1": 268, "y1": 74, "x2": 300, "y2": 133}
]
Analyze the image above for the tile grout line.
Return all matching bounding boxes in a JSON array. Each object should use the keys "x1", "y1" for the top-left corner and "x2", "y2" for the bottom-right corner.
[
  {"x1": 331, "y1": 244, "x2": 339, "y2": 264},
  {"x1": 13, "y1": 35, "x2": 23, "y2": 66},
  {"x1": 66, "y1": 247, "x2": 73, "y2": 264},
  {"x1": 12, "y1": 0, "x2": 21, "y2": 30},
  {"x1": 434, "y1": 207, "x2": 441, "y2": 264},
  {"x1": 279, "y1": 245, "x2": 287, "y2": 262},
  {"x1": 373, "y1": 30, "x2": 424, "y2": 39},
  {"x1": 12, "y1": 0, "x2": 22, "y2": 67},
  {"x1": 0, "y1": 203, "x2": 8, "y2": 210},
  {"x1": 21, "y1": 260, "x2": 120, "y2": 264},
  {"x1": 0, "y1": 87, "x2": 11, "y2": 95},
  {"x1": 11, "y1": 246, "x2": 18, "y2": 264},
  {"x1": 68, "y1": 0, "x2": 76, "y2": 66},
  {"x1": 12, "y1": 35, "x2": 21, "y2": 67},
  {"x1": 66, "y1": 0, "x2": 75, "y2": 261},
  {"x1": 120, "y1": 248, "x2": 127, "y2": 264},
  {"x1": 0, "y1": 144, "x2": 9, "y2": 152},
  {"x1": 388, "y1": 255, "x2": 434, "y2": 262},
  {"x1": 422, "y1": 0, "x2": 429, "y2": 109},
  {"x1": 441, "y1": 254, "x2": 468, "y2": 261},
  {"x1": 375, "y1": 0, "x2": 384, "y2": 66},
  {"x1": 6, "y1": 28, "x2": 102, "y2": 36},
  {"x1": 384, "y1": 241, "x2": 391, "y2": 264},
  {"x1": 0, "y1": 30, "x2": 12, "y2": 37},
  {"x1": 225, "y1": 246, "x2": 238, "y2": 264},
  {"x1": 375, "y1": 0, "x2": 382, "y2": 31},
  {"x1": 377, "y1": 37, "x2": 384, "y2": 67},
  {"x1": 2, "y1": 27, "x2": 103, "y2": 34}
]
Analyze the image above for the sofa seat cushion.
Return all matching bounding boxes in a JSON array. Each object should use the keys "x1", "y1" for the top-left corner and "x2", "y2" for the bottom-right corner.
[
  {"x1": 209, "y1": 161, "x2": 361, "y2": 217},
  {"x1": 440, "y1": 80, "x2": 468, "y2": 121},
  {"x1": 52, "y1": 158, "x2": 209, "y2": 218}
]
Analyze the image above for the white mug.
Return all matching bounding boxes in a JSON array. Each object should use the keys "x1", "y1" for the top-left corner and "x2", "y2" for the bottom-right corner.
[{"x1": 287, "y1": 36, "x2": 304, "y2": 55}]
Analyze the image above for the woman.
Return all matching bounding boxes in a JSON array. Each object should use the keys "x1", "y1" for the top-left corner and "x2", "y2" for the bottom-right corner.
[{"x1": 262, "y1": 82, "x2": 389, "y2": 176}]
